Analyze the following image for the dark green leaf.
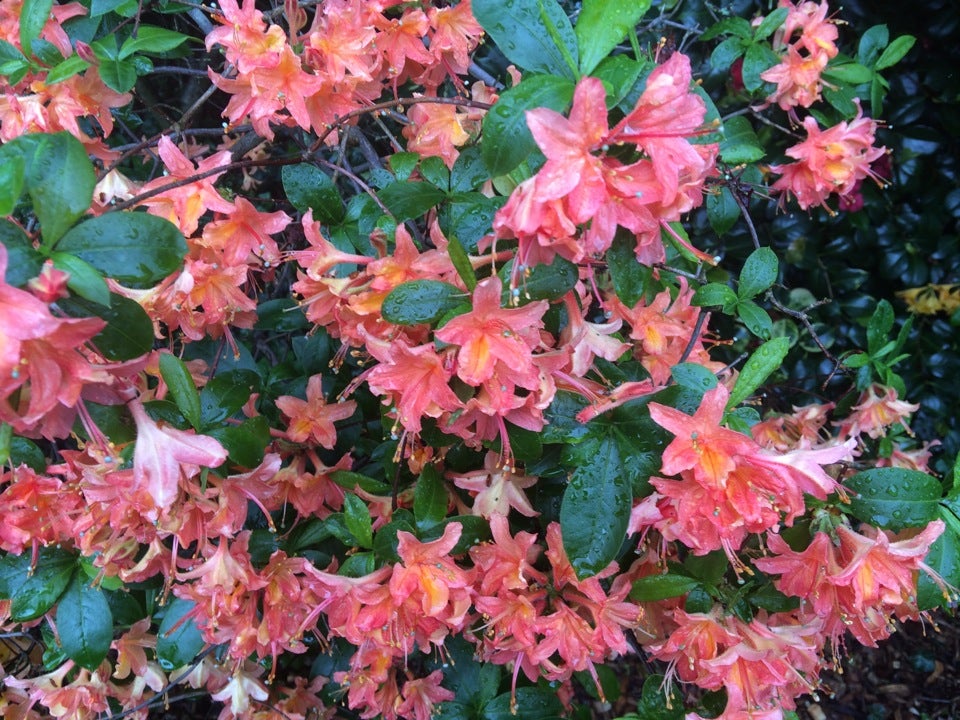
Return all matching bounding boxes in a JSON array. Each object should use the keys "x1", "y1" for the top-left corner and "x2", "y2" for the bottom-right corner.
[
  {"x1": 282, "y1": 164, "x2": 345, "y2": 224},
  {"x1": 207, "y1": 415, "x2": 269, "y2": 468},
  {"x1": 343, "y1": 493, "x2": 374, "y2": 548},
  {"x1": 9, "y1": 436, "x2": 47, "y2": 473},
  {"x1": 255, "y1": 298, "x2": 310, "y2": 332},
  {"x1": 329, "y1": 470, "x2": 392, "y2": 495},
  {"x1": 591, "y1": 55, "x2": 648, "y2": 108},
  {"x1": 389, "y1": 152, "x2": 419, "y2": 181},
  {"x1": 709, "y1": 36, "x2": 745, "y2": 73},
  {"x1": 706, "y1": 186, "x2": 740, "y2": 237},
  {"x1": 156, "y1": 597, "x2": 206, "y2": 670},
  {"x1": 119, "y1": 26, "x2": 189, "y2": 59},
  {"x1": 692, "y1": 282, "x2": 738, "y2": 309},
  {"x1": 752, "y1": 7, "x2": 788, "y2": 40},
  {"x1": 339, "y1": 552, "x2": 377, "y2": 577},
  {"x1": 736, "y1": 299, "x2": 772, "y2": 339},
  {"x1": 739, "y1": 247, "x2": 778, "y2": 300},
  {"x1": 608, "y1": 229, "x2": 649, "y2": 306},
  {"x1": 55, "y1": 213, "x2": 187, "y2": 287},
  {"x1": 56, "y1": 574, "x2": 113, "y2": 670},
  {"x1": 501, "y1": 255, "x2": 578, "y2": 303},
  {"x1": 91, "y1": 0, "x2": 132, "y2": 15},
  {"x1": 382, "y1": 279, "x2": 464, "y2": 326},
  {"x1": 373, "y1": 514, "x2": 418, "y2": 563},
  {"x1": 199, "y1": 370, "x2": 261, "y2": 425},
  {"x1": 629, "y1": 573, "x2": 701, "y2": 601},
  {"x1": 0, "y1": 220, "x2": 42, "y2": 286},
  {"x1": 19, "y1": 0, "x2": 53, "y2": 53},
  {"x1": 542, "y1": 391, "x2": 591, "y2": 443},
  {"x1": 846, "y1": 468, "x2": 942, "y2": 532},
  {"x1": 473, "y1": 0, "x2": 577, "y2": 79},
  {"x1": 0, "y1": 145, "x2": 25, "y2": 216},
  {"x1": 439, "y1": 192, "x2": 502, "y2": 255},
  {"x1": 8, "y1": 547, "x2": 76, "y2": 622},
  {"x1": 483, "y1": 687, "x2": 563, "y2": 720},
  {"x1": 449, "y1": 146, "x2": 489, "y2": 192},
  {"x1": 415, "y1": 464, "x2": 448, "y2": 531},
  {"x1": 481, "y1": 75, "x2": 574, "y2": 176},
  {"x1": 700, "y1": 16, "x2": 753, "y2": 42},
  {"x1": 18, "y1": 132, "x2": 95, "y2": 245},
  {"x1": 741, "y1": 43, "x2": 778, "y2": 92},
  {"x1": 822, "y1": 61, "x2": 873, "y2": 85},
  {"x1": 420, "y1": 156, "x2": 450, "y2": 190},
  {"x1": 96, "y1": 56, "x2": 139, "y2": 93},
  {"x1": 726, "y1": 337, "x2": 790, "y2": 408},
  {"x1": 50, "y1": 252, "x2": 110, "y2": 307},
  {"x1": 46, "y1": 54, "x2": 92, "y2": 84},
  {"x1": 446, "y1": 234, "x2": 479, "y2": 292},
  {"x1": 824, "y1": 83, "x2": 859, "y2": 117},
  {"x1": 918, "y1": 502, "x2": 960, "y2": 610},
  {"x1": 671, "y1": 363, "x2": 718, "y2": 395},
  {"x1": 57, "y1": 293, "x2": 155, "y2": 361},
  {"x1": 867, "y1": 299, "x2": 894, "y2": 354},
  {"x1": 719, "y1": 115, "x2": 764, "y2": 164},
  {"x1": 634, "y1": 675, "x2": 685, "y2": 720},
  {"x1": 561, "y1": 435, "x2": 632, "y2": 578},
  {"x1": 857, "y1": 24, "x2": 889, "y2": 67},
  {"x1": 575, "y1": 0, "x2": 652, "y2": 75},
  {"x1": 159, "y1": 353, "x2": 202, "y2": 429},
  {"x1": 378, "y1": 181, "x2": 445, "y2": 221},
  {"x1": 875, "y1": 35, "x2": 916, "y2": 70}
]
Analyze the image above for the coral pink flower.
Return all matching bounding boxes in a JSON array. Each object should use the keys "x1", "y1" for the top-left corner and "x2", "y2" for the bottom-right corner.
[
  {"x1": 837, "y1": 383, "x2": 920, "y2": 439},
  {"x1": 276, "y1": 374, "x2": 357, "y2": 447},
  {"x1": 397, "y1": 671, "x2": 455, "y2": 720},
  {"x1": 391, "y1": 522, "x2": 473, "y2": 625}
]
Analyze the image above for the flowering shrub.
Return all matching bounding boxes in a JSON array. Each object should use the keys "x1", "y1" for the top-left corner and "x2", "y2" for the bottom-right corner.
[{"x1": 0, "y1": 1, "x2": 957, "y2": 719}]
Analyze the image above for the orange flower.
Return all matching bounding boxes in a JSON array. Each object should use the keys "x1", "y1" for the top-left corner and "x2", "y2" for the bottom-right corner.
[{"x1": 276, "y1": 374, "x2": 357, "y2": 447}]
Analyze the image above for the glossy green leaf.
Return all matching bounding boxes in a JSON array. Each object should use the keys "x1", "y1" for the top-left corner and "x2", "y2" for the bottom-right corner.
[
  {"x1": 823, "y1": 61, "x2": 873, "y2": 85},
  {"x1": 918, "y1": 501, "x2": 960, "y2": 610},
  {"x1": 0, "y1": 145, "x2": 25, "y2": 216},
  {"x1": 737, "y1": 299, "x2": 772, "y2": 339},
  {"x1": 329, "y1": 470, "x2": 392, "y2": 495},
  {"x1": 483, "y1": 687, "x2": 563, "y2": 720},
  {"x1": 561, "y1": 434, "x2": 632, "y2": 578},
  {"x1": 875, "y1": 35, "x2": 916, "y2": 70},
  {"x1": 846, "y1": 468, "x2": 942, "y2": 532},
  {"x1": 726, "y1": 337, "x2": 790, "y2": 408},
  {"x1": 753, "y1": 7, "x2": 788, "y2": 40},
  {"x1": 867, "y1": 299, "x2": 895, "y2": 354},
  {"x1": 415, "y1": 464, "x2": 448, "y2": 531},
  {"x1": 421, "y1": 516, "x2": 490, "y2": 555},
  {"x1": 282, "y1": 164, "x2": 345, "y2": 224},
  {"x1": 50, "y1": 252, "x2": 111, "y2": 307},
  {"x1": 719, "y1": 115, "x2": 764, "y2": 164},
  {"x1": 741, "y1": 43, "x2": 778, "y2": 92},
  {"x1": 575, "y1": 0, "x2": 652, "y2": 75},
  {"x1": 671, "y1": 363, "x2": 718, "y2": 396},
  {"x1": 439, "y1": 193, "x2": 503, "y2": 255},
  {"x1": 382, "y1": 280, "x2": 464, "y2": 326},
  {"x1": 55, "y1": 212, "x2": 187, "y2": 287},
  {"x1": 420, "y1": 156, "x2": 450, "y2": 190},
  {"x1": 378, "y1": 181, "x2": 446, "y2": 221},
  {"x1": 700, "y1": 17, "x2": 753, "y2": 42},
  {"x1": 709, "y1": 36, "x2": 746, "y2": 73},
  {"x1": 207, "y1": 415, "x2": 269, "y2": 468},
  {"x1": 449, "y1": 146, "x2": 489, "y2": 192},
  {"x1": 199, "y1": 370, "x2": 260, "y2": 425},
  {"x1": 608, "y1": 229, "x2": 650, "y2": 306},
  {"x1": 739, "y1": 247, "x2": 778, "y2": 300},
  {"x1": 0, "y1": 220, "x2": 42, "y2": 286},
  {"x1": 119, "y1": 25, "x2": 189, "y2": 59},
  {"x1": 46, "y1": 54, "x2": 92, "y2": 84},
  {"x1": 159, "y1": 353, "x2": 202, "y2": 429},
  {"x1": 631, "y1": 675, "x2": 685, "y2": 720},
  {"x1": 57, "y1": 293, "x2": 155, "y2": 361},
  {"x1": 343, "y1": 492, "x2": 374, "y2": 548},
  {"x1": 19, "y1": 0, "x2": 53, "y2": 53},
  {"x1": 481, "y1": 74, "x2": 574, "y2": 176},
  {"x1": 692, "y1": 282, "x2": 738, "y2": 309},
  {"x1": 17, "y1": 133, "x2": 95, "y2": 245},
  {"x1": 473, "y1": 0, "x2": 578, "y2": 79},
  {"x1": 542, "y1": 391, "x2": 591, "y2": 443},
  {"x1": 501, "y1": 255, "x2": 578, "y2": 303},
  {"x1": 592, "y1": 55, "x2": 647, "y2": 108},
  {"x1": 9, "y1": 436, "x2": 46, "y2": 473},
  {"x1": 857, "y1": 24, "x2": 889, "y2": 67},
  {"x1": 56, "y1": 574, "x2": 114, "y2": 670},
  {"x1": 446, "y1": 234, "x2": 479, "y2": 292},
  {"x1": 94, "y1": 54, "x2": 138, "y2": 93},
  {"x1": 706, "y1": 186, "x2": 740, "y2": 237},
  {"x1": 629, "y1": 573, "x2": 701, "y2": 601},
  {"x1": 8, "y1": 547, "x2": 76, "y2": 622},
  {"x1": 156, "y1": 597, "x2": 206, "y2": 670}
]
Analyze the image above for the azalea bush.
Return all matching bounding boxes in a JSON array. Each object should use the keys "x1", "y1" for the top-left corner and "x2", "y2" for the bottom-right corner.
[{"x1": 0, "y1": 0, "x2": 958, "y2": 719}]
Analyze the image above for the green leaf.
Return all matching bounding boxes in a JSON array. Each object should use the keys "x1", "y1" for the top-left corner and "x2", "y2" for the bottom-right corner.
[
  {"x1": 49, "y1": 252, "x2": 110, "y2": 307},
  {"x1": 199, "y1": 370, "x2": 260, "y2": 425},
  {"x1": 738, "y1": 246, "x2": 778, "y2": 300},
  {"x1": 281, "y1": 164, "x2": 345, "y2": 224},
  {"x1": 19, "y1": 0, "x2": 53, "y2": 53},
  {"x1": 415, "y1": 464, "x2": 448, "y2": 531},
  {"x1": 483, "y1": 687, "x2": 563, "y2": 720},
  {"x1": 439, "y1": 193, "x2": 503, "y2": 255},
  {"x1": 8, "y1": 547, "x2": 77, "y2": 622},
  {"x1": 46, "y1": 54, "x2": 92, "y2": 84},
  {"x1": 671, "y1": 363, "x2": 718, "y2": 396},
  {"x1": 918, "y1": 503, "x2": 960, "y2": 609},
  {"x1": 843, "y1": 352, "x2": 871, "y2": 369},
  {"x1": 706, "y1": 186, "x2": 740, "y2": 237},
  {"x1": 741, "y1": 43, "x2": 778, "y2": 92},
  {"x1": 0, "y1": 144, "x2": 25, "y2": 216},
  {"x1": 56, "y1": 574, "x2": 113, "y2": 670},
  {"x1": 9, "y1": 436, "x2": 46, "y2": 473},
  {"x1": 592, "y1": 55, "x2": 648, "y2": 108},
  {"x1": 449, "y1": 146, "x2": 490, "y2": 192},
  {"x1": 207, "y1": 415, "x2": 269, "y2": 468},
  {"x1": 420, "y1": 156, "x2": 450, "y2": 190},
  {"x1": 17, "y1": 132, "x2": 95, "y2": 245},
  {"x1": 608, "y1": 229, "x2": 649, "y2": 306},
  {"x1": 446, "y1": 234, "x2": 478, "y2": 292},
  {"x1": 719, "y1": 115, "x2": 764, "y2": 164},
  {"x1": 96, "y1": 56, "x2": 139, "y2": 93},
  {"x1": 329, "y1": 470, "x2": 392, "y2": 495},
  {"x1": 700, "y1": 17, "x2": 753, "y2": 42},
  {"x1": 629, "y1": 573, "x2": 701, "y2": 601},
  {"x1": 91, "y1": 0, "x2": 133, "y2": 15},
  {"x1": 382, "y1": 280, "x2": 464, "y2": 326},
  {"x1": 378, "y1": 181, "x2": 446, "y2": 221},
  {"x1": 156, "y1": 597, "x2": 206, "y2": 670},
  {"x1": 753, "y1": 7, "x2": 788, "y2": 40},
  {"x1": 737, "y1": 299, "x2": 772, "y2": 339},
  {"x1": 858, "y1": 24, "x2": 889, "y2": 67},
  {"x1": 692, "y1": 282, "x2": 738, "y2": 309},
  {"x1": 560, "y1": 434, "x2": 632, "y2": 578},
  {"x1": 575, "y1": 0, "x2": 652, "y2": 75},
  {"x1": 389, "y1": 152, "x2": 419, "y2": 181},
  {"x1": 57, "y1": 292, "x2": 154, "y2": 361},
  {"x1": 867, "y1": 299, "x2": 894, "y2": 354},
  {"x1": 822, "y1": 61, "x2": 873, "y2": 85},
  {"x1": 542, "y1": 391, "x2": 591, "y2": 443},
  {"x1": 481, "y1": 74, "x2": 574, "y2": 176},
  {"x1": 119, "y1": 26, "x2": 189, "y2": 59},
  {"x1": 343, "y1": 492, "x2": 374, "y2": 548},
  {"x1": 709, "y1": 36, "x2": 746, "y2": 73},
  {"x1": 473, "y1": 0, "x2": 577, "y2": 79},
  {"x1": 501, "y1": 255, "x2": 578, "y2": 303},
  {"x1": 846, "y1": 468, "x2": 942, "y2": 532},
  {"x1": 633, "y1": 675, "x2": 685, "y2": 720},
  {"x1": 159, "y1": 353, "x2": 202, "y2": 429},
  {"x1": 875, "y1": 35, "x2": 916, "y2": 70},
  {"x1": 0, "y1": 220, "x2": 42, "y2": 286},
  {"x1": 726, "y1": 337, "x2": 790, "y2": 408},
  {"x1": 55, "y1": 212, "x2": 188, "y2": 287}
]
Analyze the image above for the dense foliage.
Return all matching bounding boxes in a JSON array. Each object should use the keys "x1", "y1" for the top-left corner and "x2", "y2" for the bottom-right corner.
[{"x1": 0, "y1": 1, "x2": 957, "y2": 719}]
